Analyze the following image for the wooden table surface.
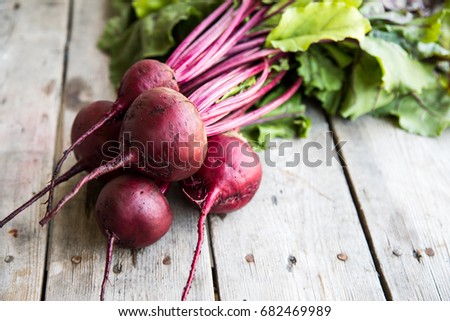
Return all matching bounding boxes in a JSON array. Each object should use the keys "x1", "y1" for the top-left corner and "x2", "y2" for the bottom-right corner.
[{"x1": 0, "y1": 0, "x2": 449, "y2": 301}]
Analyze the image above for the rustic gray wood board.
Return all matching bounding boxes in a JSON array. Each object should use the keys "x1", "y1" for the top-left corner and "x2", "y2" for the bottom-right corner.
[
  {"x1": 43, "y1": 0, "x2": 214, "y2": 300},
  {"x1": 42, "y1": 0, "x2": 117, "y2": 301},
  {"x1": 332, "y1": 116, "x2": 450, "y2": 300},
  {"x1": 210, "y1": 107, "x2": 386, "y2": 300},
  {"x1": 0, "y1": 0, "x2": 69, "y2": 300}
]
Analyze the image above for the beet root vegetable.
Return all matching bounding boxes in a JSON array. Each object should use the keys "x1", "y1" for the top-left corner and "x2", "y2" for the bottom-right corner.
[
  {"x1": 1, "y1": 100, "x2": 122, "y2": 228},
  {"x1": 120, "y1": 87, "x2": 207, "y2": 181},
  {"x1": 48, "y1": 59, "x2": 179, "y2": 213},
  {"x1": 40, "y1": 87, "x2": 207, "y2": 226},
  {"x1": 179, "y1": 132, "x2": 262, "y2": 300},
  {"x1": 95, "y1": 175, "x2": 173, "y2": 300},
  {"x1": 70, "y1": 100, "x2": 122, "y2": 169}
]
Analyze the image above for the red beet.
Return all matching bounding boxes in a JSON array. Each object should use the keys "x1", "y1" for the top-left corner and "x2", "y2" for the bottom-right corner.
[
  {"x1": 120, "y1": 87, "x2": 207, "y2": 181},
  {"x1": 179, "y1": 132, "x2": 262, "y2": 300},
  {"x1": 70, "y1": 100, "x2": 122, "y2": 169},
  {"x1": 95, "y1": 175, "x2": 173, "y2": 300},
  {"x1": 40, "y1": 87, "x2": 207, "y2": 226},
  {"x1": 48, "y1": 60, "x2": 179, "y2": 213}
]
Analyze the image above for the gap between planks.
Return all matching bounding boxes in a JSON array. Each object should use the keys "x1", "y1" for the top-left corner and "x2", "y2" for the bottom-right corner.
[
  {"x1": 0, "y1": 0, "x2": 71, "y2": 301},
  {"x1": 325, "y1": 107, "x2": 450, "y2": 300},
  {"x1": 207, "y1": 215, "x2": 221, "y2": 301},
  {"x1": 326, "y1": 113, "x2": 393, "y2": 301},
  {"x1": 40, "y1": 0, "x2": 75, "y2": 301}
]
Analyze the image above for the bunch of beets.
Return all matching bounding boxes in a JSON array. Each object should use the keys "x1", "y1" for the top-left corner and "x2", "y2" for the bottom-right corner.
[{"x1": 1, "y1": 0, "x2": 301, "y2": 300}]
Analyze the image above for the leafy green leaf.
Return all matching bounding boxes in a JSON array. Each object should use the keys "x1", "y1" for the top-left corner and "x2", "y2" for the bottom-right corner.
[
  {"x1": 369, "y1": 29, "x2": 415, "y2": 53},
  {"x1": 242, "y1": 115, "x2": 311, "y2": 151},
  {"x1": 98, "y1": 1, "x2": 133, "y2": 53},
  {"x1": 416, "y1": 41, "x2": 450, "y2": 59},
  {"x1": 369, "y1": 11, "x2": 414, "y2": 24},
  {"x1": 297, "y1": 47, "x2": 344, "y2": 92},
  {"x1": 359, "y1": 0, "x2": 416, "y2": 24},
  {"x1": 373, "y1": 87, "x2": 450, "y2": 136},
  {"x1": 316, "y1": 90, "x2": 345, "y2": 115},
  {"x1": 322, "y1": 0, "x2": 362, "y2": 8},
  {"x1": 104, "y1": 3, "x2": 201, "y2": 85},
  {"x1": 98, "y1": 17, "x2": 129, "y2": 53},
  {"x1": 440, "y1": 9, "x2": 450, "y2": 49},
  {"x1": 360, "y1": 36, "x2": 435, "y2": 93},
  {"x1": 98, "y1": 0, "x2": 221, "y2": 86},
  {"x1": 112, "y1": 0, "x2": 133, "y2": 13},
  {"x1": 386, "y1": 12, "x2": 440, "y2": 43},
  {"x1": 266, "y1": 2, "x2": 371, "y2": 52},
  {"x1": 98, "y1": 0, "x2": 450, "y2": 138},
  {"x1": 241, "y1": 87, "x2": 310, "y2": 149},
  {"x1": 296, "y1": 45, "x2": 345, "y2": 114},
  {"x1": 370, "y1": 26, "x2": 449, "y2": 60},
  {"x1": 132, "y1": 0, "x2": 176, "y2": 18},
  {"x1": 321, "y1": 43, "x2": 354, "y2": 68},
  {"x1": 286, "y1": 0, "x2": 313, "y2": 7},
  {"x1": 270, "y1": 58, "x2": 290, "y2": 72},
  {"x1": 359, "y1": 0, "x2": 385, "y2": 18},
  {"x1": 340, "y1": 51, "x2": 395, "y2": 119}
]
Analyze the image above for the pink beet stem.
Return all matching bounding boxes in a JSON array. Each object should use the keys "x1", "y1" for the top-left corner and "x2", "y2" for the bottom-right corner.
[
  {"x1": 193, "y1": 51, "x2": 286, "y2": 114},
  {"x1": 247, "y1": 111, "x2": 306, "y2": 126},
  {"x1": 206, "y1": 7, "x2": 268, "y2": 65},
  {"x1": 181, "y1": 48, "x2": 277, "y2": 94},
  {"x1": 206, "y1": 78, "x2": 303, "y2": 136},
  {"x1": 239, "y1": 29, "x2": 271, "y2": 42},
  {"x1": 193, "y1": 61, "x2": 269, "y2": 113},
  {"x1": 40, "y1": 153, "x2": 133, "y2": 226},
  {"x1": 178, "y1": 3, "x2": 266, "y2": 83},
  {"x1": 225, "y1": 36, "x2": 268, "y2": 57},
  {"x1": 201, "y1": 66, "x2": 287, "y2": 126},
  {"x1": 194, "y1": 68, "x2": 252, "y2": 112},
  {"x1": 188, "y1": 67, "x2": 247, "y2": 110},
  {"x1": 181, "y1": 188, "x2": 220, "y2": 301},
  {"x1": 172, "y1": 7, "x2": 235, "y2": 75},
  {"x1": 201, "y1": 59, "x2": 271, "y2": 124},
  {"x1": 157, "y1": 180, "x2": 171, "y2": 195},
  {"x1": 264, "y1": 0, "x2": 296, "y2": 21},
  {"x1": 222, "y1": 101, "x2": 255, "y2": 121},
  {"x1": 181, "y1": 49, "x2": 259, "y2": 95},
  {"x1": 204, "y1": 69, "x2": 275, "y2": 120},
  {"x1": 100, "y1": 232, "x2": 116, "y2": 301},
  {"x1": 0, "y1": 161, "x2": 86, "y2": 228},
  {"x1": 166, "y1": 0, "x2": 233, "y2": 68},
  {"x1": 175, "y1": 0, "x2": 257, "y2": 83}
]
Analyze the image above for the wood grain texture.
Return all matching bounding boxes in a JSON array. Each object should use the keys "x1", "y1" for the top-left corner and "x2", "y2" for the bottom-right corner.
[
  {"x1": 42, "y1": 0, "x2": 117, "y2": 301},
  {"x1": 43, "y1": 0, "x2": 214, "y2": 301},
  {"x1": 2, "y1": 0, "x2": 448, "y2": 302},
  {"x1": 332, "y1": 115, "x2": 450, "y2": 300},
  {"x1": 210, "y1": 107, "x2": 385, "y2": 301},
  {"x1": 0, "y1": 0, "x2": 69, "y2": 300}
]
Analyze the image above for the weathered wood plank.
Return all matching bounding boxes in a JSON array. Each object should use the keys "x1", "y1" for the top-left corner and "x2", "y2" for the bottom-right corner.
[
  {"x1": 44, "y1": 0, "x2": 214, "y2": 300},
  {"x1": 332, "y1": 115, "x2": 450, "y2": 300},
  {"x1": 210, "y1": 107, "x2": 385, "y2": 300},
  {"x1": 0, "y1": 0, "x2": 69, "y2": 300}
]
